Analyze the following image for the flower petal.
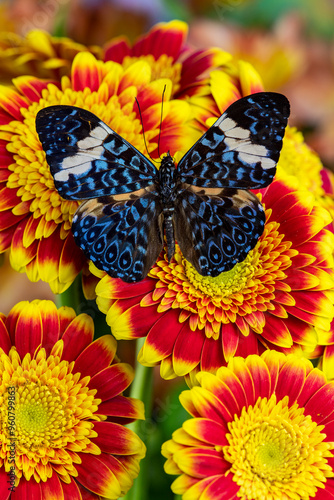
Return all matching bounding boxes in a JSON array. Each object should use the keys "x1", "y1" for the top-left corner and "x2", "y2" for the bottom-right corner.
[
  {"x1": 75, "y1": 453, "x2": 121, "y2": 499},
  {"x1": 92, "y1": 422, "x2": 145, "y2": 456},
  {"x1": 61, "y1": 314, "x2": 94, "y2": 361},
  {"x1": 88, "y1": 363, "x2": 134, "y2": 401},
  {"x1": 73, "y1": 335, "x2": 117, "y2": 378}
]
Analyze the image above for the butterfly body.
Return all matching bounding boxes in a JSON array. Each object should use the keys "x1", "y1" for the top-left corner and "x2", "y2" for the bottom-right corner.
[
  {"x1": 36, "y1": 92, "x2": 290, "y2": 283},
  {"x1": 158, "y1": 152, "x2": 178, "y2": 261}
]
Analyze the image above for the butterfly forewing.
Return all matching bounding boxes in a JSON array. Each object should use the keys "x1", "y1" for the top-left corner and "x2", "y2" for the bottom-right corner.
[
  {"x1": 72, "y1": 186, "x2": 164, "y2": 282},
  {"x1": 177, "y1": 92, "x2": 290, "y2": 189},
  {"x1": 174, "y1": 185, "x2": 265, "y2": 276},
  {"x1": 36, "y1": 105, "x2": 158, "y2": 200}
]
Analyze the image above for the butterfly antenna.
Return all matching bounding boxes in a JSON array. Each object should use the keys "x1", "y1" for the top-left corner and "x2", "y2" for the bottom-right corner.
[
  {"x1": 157, "y1": 85, "x2": 166, "y2": 159},
  {"x1": 135, "y1": 97, "x2": 157, "y2": 164}
]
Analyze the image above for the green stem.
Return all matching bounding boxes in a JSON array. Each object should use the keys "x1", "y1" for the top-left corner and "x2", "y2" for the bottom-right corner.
[
  {"x1": 123, "y1": 337, "x2": 153, "y2": 500},
  {"x1": 55, "y1": 273, "x2": 84, "y2": 311}
]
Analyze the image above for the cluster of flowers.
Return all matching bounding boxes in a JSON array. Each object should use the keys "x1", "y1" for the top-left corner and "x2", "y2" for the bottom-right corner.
[{"x1": 0, "y1": 20, "x2": 333, "y2": 500}]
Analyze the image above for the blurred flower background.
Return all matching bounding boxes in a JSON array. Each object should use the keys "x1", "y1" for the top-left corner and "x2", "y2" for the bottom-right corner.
[{"x1": 0, "y1": 0, "x2": 333, "y2": 498}]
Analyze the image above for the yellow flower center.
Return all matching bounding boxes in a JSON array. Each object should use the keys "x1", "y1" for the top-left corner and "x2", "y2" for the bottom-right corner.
[
  {"x1": 14, "y1": 383, "x2": 66, "y2": 449},
  {"x1": 223, "y1": 394, "x2": 334, "y2": 500},
  {"x1": 0, "y1": 344, "x2": 102, "y2": 482},
  {"x1": 122, "y1": 54, "x2": 182, "y2": 94},
  {"x1": 183, "y1": 250, "x2": 257, "y2": 298}
]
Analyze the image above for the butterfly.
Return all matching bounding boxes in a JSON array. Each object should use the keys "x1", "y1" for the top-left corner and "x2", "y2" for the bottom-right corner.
[{"x1": 36, "y1": 92, "x2": 290, "y2": 283}]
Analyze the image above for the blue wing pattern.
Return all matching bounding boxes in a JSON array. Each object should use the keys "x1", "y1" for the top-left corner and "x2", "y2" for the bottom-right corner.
[
  {"x1": 174, "y1": 185, "x2": 265, "y2": 276},
  {"x1": 177, "y1": 92, "x2": 290, "y2": 189},
  {"x1": 72, "y1": 186, "x2": 164, "y2": 283},
  {"x1": 36, "y1": 106, "x2": 157, "y2": 199}
]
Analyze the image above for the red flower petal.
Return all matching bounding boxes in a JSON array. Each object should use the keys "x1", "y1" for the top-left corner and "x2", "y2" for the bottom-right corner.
[
  {"x1": 297, "y1": 368, "x2": 327, "y2": 407},
  {"x1": 275, "y1": 357, "x2": 307, "y2": 404},
  {"x1": 304, "y1": 384, "x2": 334, "y2": 424},
  {"x1": 73, "y1": 335, "x2": 117, "y2": 378},
  {"x1": 71, "y1": 52, "x2": 102, "y2": 92},
  {"x1": 245, "y1": 355, "x2": 271, "y2": 400},
  {"x1": 173, "y1": 326, "x2": 205, "y2": 376},
  {"x1": 75, "y1": 453, "x2": 121, "y2": 498},
  {"x1": 13, "y1": 76, "x2": 52, "y2": 102},
  {"x1": 12, "y1": 477, "x2": 42, "y2": 500},
  {"x1": 39, "y1": 300, "x2": 60, "y2": 355},
  {"x1": 60, "y1": 479, "x2": 82, "y2": 500},
  {"x1": 110, "y1": 301, "x2": 162, "y2": 340},
  {"x1": 0, "y1": 317, "x2": 11, "y2": 353},
  {"x1": 97, "y1": 395, "x2": 144, "y2": 422},
  {"x1": 132, "y1": 20, "x2": 187, "y2": 60},
  {"x1": 38, "y1": 473, "x2": 63, "y2": 500},
  {"x1": 198, "y1": 474, "x2": 240, "y2": 500},
  {"x1": 183, "y1": 418, "x2": 228, "y2": 447},
  {"x1": 201, "y1": 336, "x2": 228, "y2": 372},
  {"x1": 104, "y1": 37, "x2": 131, "y2": 63},
  {"x1": 260, "y1": 314, "x2": 293, "y2": 348},
  {"x1": 140, "y1": 309, "x2": 181, "y2": 363},
  {"x1": 89, "y1": 363, "x2": 134, "y2": 401},
  {"x1": 227, "y1": 357, "x2": 256, "y2": 407},
  {"x1": 92, "y1": 421, "x2": 144, "y2": 455},
  {"x1": 0, "y1": 85, "x2": 29, "y2": 119},
  {"x1": 58, "y1": 232, "x2": 86, "y2": 285},
  {"x1": 14, "y1": 301, "x2": 42, "y2": 358},
  {"x1": 61, "y1": 314, "x2": 94, "y2": 361},
  {"x1": 174, "y1": 447, "x2": 227, "y2": 478}
]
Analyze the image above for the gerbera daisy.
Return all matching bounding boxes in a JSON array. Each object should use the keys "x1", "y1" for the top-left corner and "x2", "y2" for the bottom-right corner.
[
  {"x1": 0, "y1": 299, "x2": 146, "y2": 498},
  {"x1": 0, "y1": 30, "x2": 102, "y2": 83},
  {"x1": 103, "y1": 19, "x2": 232, "y2": 99},
  {"x1": 0, "y1": 51, "x2": 198, "y2": 293},
  {"x1": 162, "y1": 350, "x2": 334, "y2": 500},
  {"x1": 94, "y1": 176, "x2": 334, "y2": 381}
]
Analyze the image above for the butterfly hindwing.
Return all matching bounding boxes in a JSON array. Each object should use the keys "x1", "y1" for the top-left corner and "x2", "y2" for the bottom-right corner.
[
  {"x1": 36, "y1": 105, "x2": 157, "y2": 200},
  {"x1": 72, "y1": 186, "x2": 164, "y2": 283},
  {"x1": 177, "y1": 92, "x2": 290, "y2": 189},
  {"x1": 174, "y1": 185, "x2": 265, "y2": 276}
]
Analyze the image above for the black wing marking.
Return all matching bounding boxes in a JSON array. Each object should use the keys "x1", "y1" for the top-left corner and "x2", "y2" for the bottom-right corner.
[
  {"x1": 72, "y1": 186, "x2": 164, "y2": 282},
  {"x1": 36, "y1": 105, "x2": 157, "y2": 200},
  {"x1": 174, "y1": 185, "x2": 265, "y2": 276},
  {"x1": 177, "y1": 92, "x2": 290, "y2": 189}
]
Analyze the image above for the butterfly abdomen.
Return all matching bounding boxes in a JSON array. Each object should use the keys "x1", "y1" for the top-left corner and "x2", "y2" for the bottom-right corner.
[{"x1": 158, "y1": 153, "x2": 178, "y2": 261}]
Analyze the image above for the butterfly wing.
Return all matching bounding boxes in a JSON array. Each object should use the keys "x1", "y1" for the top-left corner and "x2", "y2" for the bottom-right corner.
[
  {"x1": 36, "y1": 105, "x2": 158, "y2": 200},
  {"x1": 174, "y1": 185, "x2": 265, "y2": 276},
  {"x1": 177, "y1": 92, "x2": 290, "y2": 189},
  {"x1": 72, "y1": 186, "x2": 164, "y2": 282}
]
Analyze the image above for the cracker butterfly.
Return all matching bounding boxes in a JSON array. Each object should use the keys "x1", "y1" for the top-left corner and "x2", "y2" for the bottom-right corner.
[{"x1": 36, "y1": 92, "x2": 290, "y2": 283}]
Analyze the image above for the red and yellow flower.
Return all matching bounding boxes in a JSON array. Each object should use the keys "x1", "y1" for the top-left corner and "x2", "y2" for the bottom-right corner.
[
  {"x1": 162, "y1": 351, "x2": 334, "y2": 500},
  {"x1": 0, "y1": 50, "x2": 198, "y2": 293},
  {"x1": 103, "y1": 19, "x2": 232, "y2": 99},
  {"x1": 94, "y1": 176, "x2": 334, "y2": 381},
  {"x1": 0, "y1": 299, "x2": 145, "y2": 498}
]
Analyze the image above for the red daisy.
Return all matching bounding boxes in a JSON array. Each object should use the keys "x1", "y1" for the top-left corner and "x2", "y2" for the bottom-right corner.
[{"x1": 0, "y1": 299, "x2": 145, "y2": 498}]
